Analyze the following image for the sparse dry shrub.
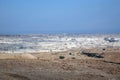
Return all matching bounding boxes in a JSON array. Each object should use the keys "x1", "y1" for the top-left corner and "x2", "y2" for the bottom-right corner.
[{"x1": 59, "y1": 56, "x2": 65, "y2": 59}]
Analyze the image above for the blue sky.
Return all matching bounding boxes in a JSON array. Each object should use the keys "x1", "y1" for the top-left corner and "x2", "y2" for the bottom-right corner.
[{"x1": 0, "y1": 0, "x2": 120, "y2": 34}]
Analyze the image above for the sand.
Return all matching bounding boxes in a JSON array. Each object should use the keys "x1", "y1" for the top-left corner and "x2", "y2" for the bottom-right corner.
[
  {"x1": 0, "y1": 47, "x2": 120, "y2": 80},
  {"x1": 0, "y1": 53, "x2": 37, "y2": 59}
]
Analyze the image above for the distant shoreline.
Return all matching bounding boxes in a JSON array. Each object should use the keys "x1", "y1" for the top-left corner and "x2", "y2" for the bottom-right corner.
[{"x1": 0, "y1": 33, "x2": 120, "y2": 36}]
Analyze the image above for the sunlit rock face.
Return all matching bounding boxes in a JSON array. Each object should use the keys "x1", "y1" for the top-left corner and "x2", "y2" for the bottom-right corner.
[{"x1": 0, "y1": 34, "x2": 120, "y2": 53}]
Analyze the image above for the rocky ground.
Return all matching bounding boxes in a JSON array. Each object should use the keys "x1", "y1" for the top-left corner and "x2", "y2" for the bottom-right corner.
[{"x1": 0, "y1": 47, "x2": 120, "y2": 80}]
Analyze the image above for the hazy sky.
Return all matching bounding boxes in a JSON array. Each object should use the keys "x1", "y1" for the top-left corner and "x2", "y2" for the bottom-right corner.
[{"x1": 0, "y1": 0, "x2": 120, "y2": 34}]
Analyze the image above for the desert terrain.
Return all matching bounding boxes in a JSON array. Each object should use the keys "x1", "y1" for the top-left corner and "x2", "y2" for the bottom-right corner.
[
  {"x1": 0, "y1": 34, "x2": 120, "y2": 80},
  {"x1": 0, "y1": 47, "x2": 120, "y2": 80}
]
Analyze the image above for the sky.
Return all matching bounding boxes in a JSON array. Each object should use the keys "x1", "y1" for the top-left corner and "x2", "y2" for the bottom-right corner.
[{"x1": 0, "y1": 0, "x2": 120, "y2": 34}]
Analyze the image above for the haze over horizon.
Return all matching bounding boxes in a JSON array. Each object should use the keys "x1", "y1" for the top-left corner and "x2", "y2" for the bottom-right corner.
[{"x1": 0, "y1": 0, "x2": 120, "y2": 34}]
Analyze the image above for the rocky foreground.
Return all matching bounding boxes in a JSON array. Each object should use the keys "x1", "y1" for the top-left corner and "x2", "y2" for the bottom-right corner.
[{"x1": 0, "y1": 47, "x2": 120, "y2": 80}]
